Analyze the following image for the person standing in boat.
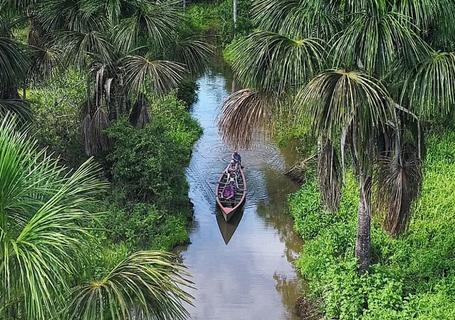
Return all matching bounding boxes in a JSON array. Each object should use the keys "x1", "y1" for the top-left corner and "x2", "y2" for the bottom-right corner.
[{"x1": 232, "y1": 151, "x2": 241, "y2": 166}]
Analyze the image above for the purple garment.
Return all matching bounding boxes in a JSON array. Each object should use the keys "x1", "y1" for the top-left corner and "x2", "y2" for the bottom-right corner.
[{"x1": 223, "y1": 185, "x2": 235, "y2": 199}]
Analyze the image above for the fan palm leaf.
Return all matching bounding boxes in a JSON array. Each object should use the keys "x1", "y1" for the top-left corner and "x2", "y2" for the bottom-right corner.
[
  {"x1": 68, "y1": 251, "x2": 193, "y2": 320},
  {"x1": 331, "y1": 6, "x2": 428, "y2": 76},
  {"x1": 0, "y1": 37, "x2": 29, "y2": 86},
  {"x1": 252, "y1": 0, "x2": 339, "y2": 39},
  {"x1": 170, "y1": 37, "x2": 214, "y2": 74},
  {"x1": 394, "y1": 0, "x2": 438, "y2": 32},
  {"x1": 122, "y1": 55, "x2": 185, "y2": 95},
  {"x1": 297, "y1": 69, "x2": 394, "y2": 163},
  {"x1": 401, "y1": 51, "x2": 455, "y2": 118},
  {"x1": 59, "y1": 30, "x2": 114, "y2": 68},
  {"x1": 0, "y1": 98, "x2": 31, "y2": 121},
  {"x1": 229, "y1": 31, "x2": 325, "y2": 93},
  {"x1": 0, "y1": 114, "x2": 106, "y2": 319},
  {"x1": 37, "y1": 0, "x2": 108, "y2": 33},
  {"x1": 219, "y1": 89, "x2": 279, "y2": 149},
  {"x1": 113, "y1": 0, "x2": 181, "y2": 53}
]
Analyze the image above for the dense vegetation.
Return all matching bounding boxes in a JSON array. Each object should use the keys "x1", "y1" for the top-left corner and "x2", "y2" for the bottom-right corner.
[
  {"x1": 184, "y1": 0, "x2": 252, "y2": 45},
  {"x1": 220, "y1": 0, "x2": 455, "y2": 318},
  {"x1": 1, "y1": 0, "x2": 209, "y2": 318},
  {"x1": 3, "y1": 0, "x2": 455, "y2": 318},
  {"x1": 290, "y1": 131, "x2": 455, "y2": 319}
]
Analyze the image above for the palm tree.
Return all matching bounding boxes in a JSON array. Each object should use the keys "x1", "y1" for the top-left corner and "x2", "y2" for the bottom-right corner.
[
  {"x1": 220, "y1": 0, "x2": 454, "y2": 272},
  {"x1": 1, "y1": 0, "x2": 212, "y2": 154},
  {"x1": 0, "y1": 13, "x2": 30, "y2": 120},
  {"x1": 297, "y1": 70, "x2": 396, "y2": 273},
  {"x1": 0, "y1": 114, "x2": 193, "y2": 319}
]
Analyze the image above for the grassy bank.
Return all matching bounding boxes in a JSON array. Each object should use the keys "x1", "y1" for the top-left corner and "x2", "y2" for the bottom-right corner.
[{"x1": 289, "y1": 131, "x2": 455, "y2": 319}]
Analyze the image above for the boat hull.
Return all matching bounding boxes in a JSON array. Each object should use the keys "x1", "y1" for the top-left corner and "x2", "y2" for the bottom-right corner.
[{"x1": 216, "y1": 164, "x2": 246, "y2": 221}]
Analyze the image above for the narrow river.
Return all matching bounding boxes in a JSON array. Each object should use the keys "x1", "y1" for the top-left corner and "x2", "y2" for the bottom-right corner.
[{"x1": 181, "y1": 71, "x2": 303, "y2": 320}]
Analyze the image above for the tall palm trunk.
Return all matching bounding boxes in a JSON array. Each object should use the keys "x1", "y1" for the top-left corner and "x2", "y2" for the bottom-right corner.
[{"x1": 356, "y1": 173, "x2": 372, "y2": 274}]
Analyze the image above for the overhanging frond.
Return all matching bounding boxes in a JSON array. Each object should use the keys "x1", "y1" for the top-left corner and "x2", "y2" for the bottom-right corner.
[
  {"x1": 122, "y1": 55, "x2": 185, "y2": 95},
  {"x1": 401, "y1": 51, "x2": 455, "y2": 118},
  {"x1": 219, "y1": 89, "x2": 278, "y2": 149},
  {"x1": 68, "y1": 251, "x2": 193, "y2": 320}
]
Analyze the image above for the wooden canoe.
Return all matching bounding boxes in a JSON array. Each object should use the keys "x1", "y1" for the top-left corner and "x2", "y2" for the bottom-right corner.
[{"x1": 215, "y1": 164, "x2": 246, "y2": 221}]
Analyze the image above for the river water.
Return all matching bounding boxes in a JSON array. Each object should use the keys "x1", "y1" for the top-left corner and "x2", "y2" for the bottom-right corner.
[{"x1": 181, "y1": 71, "x2": 303, "y2": 320}]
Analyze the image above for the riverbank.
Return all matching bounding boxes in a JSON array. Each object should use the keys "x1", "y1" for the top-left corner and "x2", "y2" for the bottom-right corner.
[{"x1": 289, "y1": 131, "x2": 455, "y2": 319}]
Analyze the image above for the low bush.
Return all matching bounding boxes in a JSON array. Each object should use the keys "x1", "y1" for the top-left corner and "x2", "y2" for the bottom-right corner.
[
  {"x1": 101, "y1": 94, "x2": 201, "y2": 250},
  {"x1": 105, "y1": 94, "x2": 201, "y2": 209},
  {"x1": 27, "y1": 69, "x2": 86, "y2": 166},
  {"x1": 290, "y1": 131, "x2": 455, "y2": 319},
  {"x1": 100, "y1": 203, "x2": 189, "y2": 251}
]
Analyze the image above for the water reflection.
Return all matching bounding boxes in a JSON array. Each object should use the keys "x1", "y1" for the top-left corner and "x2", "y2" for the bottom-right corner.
[
  {"x1": 182, "y1": 71, "x2": 303, "y2": 320},
  {"x1": 216, "y1": 209, "x2": 244, "y2": 245}
]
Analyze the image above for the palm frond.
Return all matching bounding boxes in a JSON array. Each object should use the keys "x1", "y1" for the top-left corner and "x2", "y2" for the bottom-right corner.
[
  {"x1": 401, "y1": 51, "x2": 455, "y2": 118},
  {"x1": 0, "y1": 98, "x2": 31, "y2": 121},
  {"x1": 68, "y1": 251, "x2": 193, "y2": 320},
  {"x1": 114, "y1": 0, "x2": 181, "y2": 53},
  {"x1": 37, "y1": 0, "x2": 108, "y2": 33},
  {"x1": 59, "y1": 30, "x2": 114, "y2": 68},
  {"x1": 171, "y1": 37, "x2": 213, "y2": 74},
  {"x1": 0, "y1": 114, "x2": 106, "y2": 319},
  {"x1": 0, "y1": 37, "x2": 29, "y2": 86},
  {"x1": 394, "y1": 0, "x2": 438, "y2": 32},
  {"x1": 219, "y1": 89, "x2": 278, "y2": 149},
  {"x1": 330, "y1": 7, "x2": 429, "y2": 76},
  {"x1": 229, "y1": 31, "x2": 325, "y2": 93},
  {"x1": 122, "y1": 55, "x2": 185, "y2": 95},
  {"x1": 252, "y1": 0, "x2": 339, "y2": 39},
  {"x1": 297, "y1": 69, "x2": 394, "y2": 170},
  {"x1": 318, "y1": 139, "x2": 342, "y2": 212}
]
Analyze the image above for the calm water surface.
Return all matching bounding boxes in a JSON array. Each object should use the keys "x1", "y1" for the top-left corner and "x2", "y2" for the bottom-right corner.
[{"x1": 181, "y1": 71, "x2": 303, "y2": 320}]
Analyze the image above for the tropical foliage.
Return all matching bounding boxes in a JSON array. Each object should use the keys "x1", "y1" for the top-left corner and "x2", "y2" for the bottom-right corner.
[
  {"x1": 0, "y1": 0, "x2": 212, "y2": 155},
  {"x1": 0, "y1": 115, "x2": 193, "y2": 320},
  {"x1": 289, "y1": 131, "x2": 455, "y2": 319},
  {"x1": 220, "y1": 0, "x2": 455, "y2": 272}
]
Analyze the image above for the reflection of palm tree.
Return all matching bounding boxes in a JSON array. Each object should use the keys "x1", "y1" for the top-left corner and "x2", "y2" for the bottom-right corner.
[
  {"x1": 256, "y1": 168, "x2": 302, "y2": 262},
  {"x1": 273, "y1": 272, "x2": 302, "y2": 320}
]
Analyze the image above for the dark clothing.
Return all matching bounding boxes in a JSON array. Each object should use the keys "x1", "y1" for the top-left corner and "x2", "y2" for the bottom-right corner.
[{"x1": 233, "y1": 152, "x2": 241, "y2": 164}]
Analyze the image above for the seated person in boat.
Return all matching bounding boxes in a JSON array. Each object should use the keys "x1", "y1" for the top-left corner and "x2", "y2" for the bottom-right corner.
[
  {"x1": 232, "y1": 151, "x2": 241, "y2": 166},
  {"x1": 222, "y1": 175, "x2": 237, "y2": 200}
]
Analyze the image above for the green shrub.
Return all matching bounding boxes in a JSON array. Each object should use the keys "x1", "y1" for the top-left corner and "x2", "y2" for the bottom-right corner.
[
  {"x1": 100, "y1": 94, "x2": 201, "y2": 251},
  {"x1": 27, "y1": 69, "x2": 86, "y2": 166},
  {"x1": 101, "y1": 203, "x2": 189, "y2": 251},
  {"x1": 177, "y1": 80, "x2": 199, "y2": 106},
  {"x1": 290, "y1": 131, "x2": 455, "y2": 319},
  {"x1": 105, "y1": 94, "x2": 201, "y2": 209}
]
